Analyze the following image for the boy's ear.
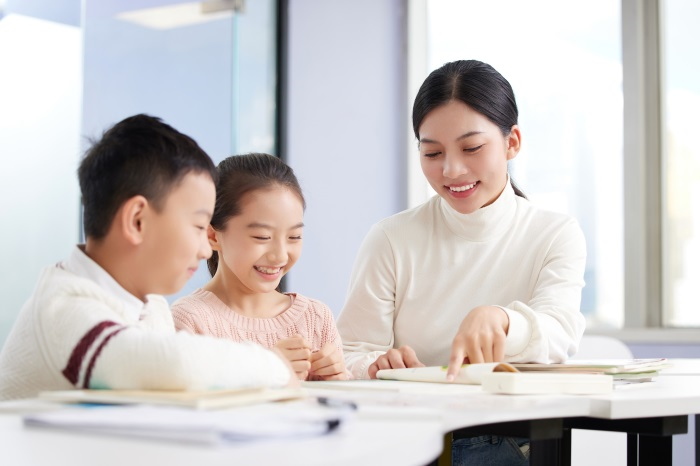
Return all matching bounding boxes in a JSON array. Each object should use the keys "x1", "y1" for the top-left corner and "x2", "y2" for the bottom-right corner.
[
  {"x1": 120, "y1": 195, "x2": 149, "y2": 245},
  {"x1": 506, "y1": 125, "x2": 521, "y2": 161},
  {"x1": 207, "y1": 225, "x2": 221, "y2": 251}
]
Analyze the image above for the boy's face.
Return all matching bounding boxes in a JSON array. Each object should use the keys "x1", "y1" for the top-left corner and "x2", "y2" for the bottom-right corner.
[{"x1": 138, "y1": 172, "x2": 215, "y2": 297}]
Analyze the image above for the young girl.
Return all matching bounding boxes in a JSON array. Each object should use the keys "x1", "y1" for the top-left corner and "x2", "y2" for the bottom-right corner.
[
  {"x1": 337, "y1": 60, "x2": 587, "y2": 464},
  {"x1": 172, "y1": 153, "x2": 348, "y2": 381}
]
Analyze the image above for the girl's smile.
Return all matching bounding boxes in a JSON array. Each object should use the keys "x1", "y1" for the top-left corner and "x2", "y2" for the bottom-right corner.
[{"x1": 253, "y1": 265, "x2": 286, "y2": 280}]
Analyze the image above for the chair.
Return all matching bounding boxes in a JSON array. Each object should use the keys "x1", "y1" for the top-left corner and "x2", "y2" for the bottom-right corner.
[
  {"x1": 570, "y1": 334, "x2": 632, "y2": 466},
  {"x1": 570, "y1": 334, "x2": 634, "y2": 360}
]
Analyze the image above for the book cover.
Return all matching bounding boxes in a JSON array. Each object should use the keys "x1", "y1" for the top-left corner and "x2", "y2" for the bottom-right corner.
[{"x1": 39, "y1": 387, "x2": 305, "y2": 410}]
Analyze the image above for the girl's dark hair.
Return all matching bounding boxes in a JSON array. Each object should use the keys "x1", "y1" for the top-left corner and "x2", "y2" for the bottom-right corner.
[
  {"x1": 412, "y1": 59, "x2": 526, "y2": 198},
  {"x1": 207, "y1": 153, "x2": 305, "y2": 276}
]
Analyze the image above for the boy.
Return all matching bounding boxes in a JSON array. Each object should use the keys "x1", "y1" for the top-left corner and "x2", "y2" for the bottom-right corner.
[{"x1": 0, "y1": 114, "x2": 292, "y2": 400}]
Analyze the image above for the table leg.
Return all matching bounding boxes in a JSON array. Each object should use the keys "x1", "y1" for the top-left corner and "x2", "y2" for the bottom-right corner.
[
  {"x1": 560, "y1": 428, "x2": 572, "y2": 466},
  {"x1": 696, "y1": 415, "x2": 699, "y2": 466},
  {"x1": 627, "y1": 433, "x2": 637, "y2": 466},
  {"x1": 565, "y1": 416, "x2": 686, "y2": 466},
  {"x1": 638, "y1": 434, "x2": 672, "y2": 466}
]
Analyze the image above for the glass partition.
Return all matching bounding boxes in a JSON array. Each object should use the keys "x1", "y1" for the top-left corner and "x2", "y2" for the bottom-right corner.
[{"x1": 0, "y1": 0, "x2": 279, "y2": 347}]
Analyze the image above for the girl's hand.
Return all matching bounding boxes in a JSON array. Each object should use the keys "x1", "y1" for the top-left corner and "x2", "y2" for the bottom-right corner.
[
  {"x1": 367, "y1": 345, "x2": 424, "y2": 379},
  {"x1": 274, "y1": 335, "x2": 312, "y2": 380},
  {"x1": 270, "y1": 347, "x2": 300, "y2": 388},
  {"x1": 446, "y1": 306, "x2": 509, "y2": 381},
  {"x1": 309, "y1": 342, "x2": 348, "y2": 380}
]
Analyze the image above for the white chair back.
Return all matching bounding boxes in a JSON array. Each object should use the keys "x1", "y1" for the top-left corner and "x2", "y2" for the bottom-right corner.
[{"x1": 571, "y1": 335, "x2": 634, "y2": 360}]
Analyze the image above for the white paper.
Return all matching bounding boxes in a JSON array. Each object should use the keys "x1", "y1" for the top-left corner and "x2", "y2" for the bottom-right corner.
[{"x1": 24, "y1": 402, "x2": 351, "y2": 445}]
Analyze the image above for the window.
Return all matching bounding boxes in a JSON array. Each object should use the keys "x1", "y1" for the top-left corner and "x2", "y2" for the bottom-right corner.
[
  {"x1": 415, "y1": 0, "x2": 624, "y2": 328},
  {"x1": 662, "y1": 0, "x2": 700, "y2": 326},
  {"x1": 413, "y1": 0, "x2": 700, "y2": 330}
]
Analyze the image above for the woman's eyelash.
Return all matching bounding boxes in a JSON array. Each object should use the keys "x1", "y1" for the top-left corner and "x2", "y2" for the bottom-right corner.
[{"x1": 464, "y1": 145, "x2": 484, "y2": 153}]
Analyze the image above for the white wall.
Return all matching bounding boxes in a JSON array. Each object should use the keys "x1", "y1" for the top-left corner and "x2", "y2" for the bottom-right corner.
[
  {"x1": 285, "y1": 0, "x2": 408, "y2": 316},
  {"x1": 0, "y1": 14, "x2": 82, "y2": 345}
]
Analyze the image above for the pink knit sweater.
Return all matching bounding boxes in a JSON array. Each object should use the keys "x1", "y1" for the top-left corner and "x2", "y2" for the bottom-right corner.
[{"x1": 171, "y1": 289, "x2": 343, "y2": 354}]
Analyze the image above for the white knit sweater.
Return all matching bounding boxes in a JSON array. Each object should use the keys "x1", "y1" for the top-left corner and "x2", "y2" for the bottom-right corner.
[
  {"x1": 337, "y1": 182, "x2": 587, "y2": 379},
  {"x1": 0, "y1": 247, "x2": 290, "y2": 400}
]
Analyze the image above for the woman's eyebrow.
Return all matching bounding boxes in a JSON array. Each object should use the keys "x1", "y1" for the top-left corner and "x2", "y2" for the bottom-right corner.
[{"x1": 419, "y1": 131, "x2": 483, "y2": 144}]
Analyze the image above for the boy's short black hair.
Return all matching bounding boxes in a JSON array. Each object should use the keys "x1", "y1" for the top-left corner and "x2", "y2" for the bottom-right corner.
[{"x1": 78, "y1": 114, "x2": 218, "y2": 240}]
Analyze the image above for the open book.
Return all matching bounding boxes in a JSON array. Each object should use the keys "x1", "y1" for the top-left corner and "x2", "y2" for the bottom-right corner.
[
  {"x1": 376, "y1": 362, "x2": 518, "y2": 385},
  {"x1": 376, "y1": 363, "x2": 614, "y2": 394},
  {"x1": 39, "y1": 386, "x2": 305, "y2": 410}
]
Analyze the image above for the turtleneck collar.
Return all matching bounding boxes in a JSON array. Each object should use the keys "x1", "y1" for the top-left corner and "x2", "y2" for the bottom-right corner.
[{"x1": 438, "y1": 176, "x2": 518, "y2": 241}]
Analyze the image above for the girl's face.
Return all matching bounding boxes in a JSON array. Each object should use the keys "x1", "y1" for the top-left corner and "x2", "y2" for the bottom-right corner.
[
  {"x1": 213, "y1": 186, "x2": 304, "y2": 295},
  {"x1": 418, "y1": 99, "x2": 520, "y2": 215}
]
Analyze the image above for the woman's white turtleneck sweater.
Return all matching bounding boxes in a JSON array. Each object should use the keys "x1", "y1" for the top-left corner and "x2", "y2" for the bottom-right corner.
[{"x1": 337, "y1": 181, "x2": 587, "y2": 380}]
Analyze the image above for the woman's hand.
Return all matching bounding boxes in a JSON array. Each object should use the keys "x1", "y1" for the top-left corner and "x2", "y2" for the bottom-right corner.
[
  {"x1": 367, "y1": 345, "x2": 425, "y2": 379},
  {"x1": 274, "y1": 335, "x2": 312, "y2": 380},
  {"x1": 446, "y1": 306, "x2": 509, "y2": 381},
  {"x1": 309, "y1": 342, "x2": 348, "y2": 381}
]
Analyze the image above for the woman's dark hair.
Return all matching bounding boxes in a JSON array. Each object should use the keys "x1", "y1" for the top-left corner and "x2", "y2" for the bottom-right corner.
[
  {"x1": 412, "y1": 59, "x2": 526, "y2": 198},
  {"x1": 207, "y1": 153, "x2": 305, "y2": 276}
]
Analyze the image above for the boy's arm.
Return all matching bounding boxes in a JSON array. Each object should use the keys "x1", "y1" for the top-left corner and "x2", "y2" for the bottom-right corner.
[
  {"x1": 88, "y1": 329, "x2": 292, "y2": 390},
  {"x1": 52, "y1": 293, "x2": 291, "y2": 391}
]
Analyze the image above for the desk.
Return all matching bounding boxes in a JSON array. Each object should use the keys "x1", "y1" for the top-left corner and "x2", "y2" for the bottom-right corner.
[
  {"x1": 303, "y1": 371, "x2": 700, "y2": 466},
  {"x1": 4, "y1": 368, "x2": 700, "y2": 466},
  {"x1": 1, "y1": 401, "x2": 444, "y2": 466},
  {"x1": 304, "y1": 380, "x2": 591, "y2": 465}
]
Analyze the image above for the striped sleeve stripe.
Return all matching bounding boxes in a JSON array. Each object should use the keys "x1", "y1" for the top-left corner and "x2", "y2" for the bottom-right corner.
[
  {"x1": 62, "y1": 321, "x2": 121, "y2": 386},
  {"x1": 82, "y1": 326, "x2": 127, "y2": 388}
]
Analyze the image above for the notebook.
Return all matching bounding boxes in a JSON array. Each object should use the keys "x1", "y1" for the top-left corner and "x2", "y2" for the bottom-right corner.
[{"x1": 24, "y1": 401, "x2": 349, "y2": 445}]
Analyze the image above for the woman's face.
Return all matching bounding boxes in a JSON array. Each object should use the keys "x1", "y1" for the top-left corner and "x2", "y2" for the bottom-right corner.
[{"x1": 418, "y1": 100, "x2": 520, "y2": 214}]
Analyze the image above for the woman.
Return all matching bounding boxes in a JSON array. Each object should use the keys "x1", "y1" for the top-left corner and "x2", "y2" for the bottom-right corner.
[{"x1": 337, "y1": 59, "x2": 586, "y2": 465}]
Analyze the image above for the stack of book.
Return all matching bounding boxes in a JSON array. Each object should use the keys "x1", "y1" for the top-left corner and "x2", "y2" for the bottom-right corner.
[
  {"x1": 374, "y1": 358, "x2": 671, "y2": 395},
  {"x1": 511, "y1": 358, "x2": 671, "y2": 382}
]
